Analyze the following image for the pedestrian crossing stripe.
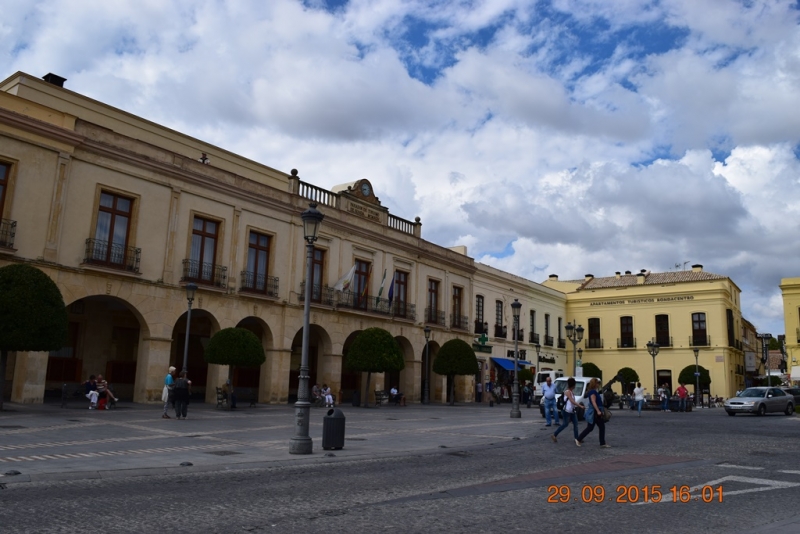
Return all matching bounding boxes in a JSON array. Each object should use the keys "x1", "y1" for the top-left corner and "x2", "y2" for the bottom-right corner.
[{"x1": 0, "y1": 443, "x2": 236, "y2": 464}]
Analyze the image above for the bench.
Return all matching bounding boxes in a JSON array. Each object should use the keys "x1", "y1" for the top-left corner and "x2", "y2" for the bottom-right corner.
[{"x1": 374, "y1": 390, "x2": 389, "y2": 406}]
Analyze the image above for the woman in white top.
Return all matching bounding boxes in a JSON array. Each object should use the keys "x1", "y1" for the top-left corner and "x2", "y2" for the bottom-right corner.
[
  {"x1": 551, "y1": 377, "x2": 583, "y2": 446},
  {"x1": 633, "y1": 382, "x2": 646, "y2": 416}
]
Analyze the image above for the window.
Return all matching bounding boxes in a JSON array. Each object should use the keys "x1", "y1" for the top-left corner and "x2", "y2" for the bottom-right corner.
[
  {"x1": 544, "y1": 313, "x2": 552, "y2": 346},
  {"x1": 188, "y1": 217, "x2": 218, "y2": 282},
  {"x1": 427, "y1": 279, "x2": 440, "y2": 323},
  {"x1": 311, "y1": 248, "x2": 325, "y2": 302},
  {"x1": 620, "y1": 316, "x2": 634, "y2": 347},
  {"x1": 0, "y1": 162, "x2": 9, "y2": 218},
  {"x1": 243, "y1": 231, "x2": 272, "y2": 294},
  {"x1": 655, "y1": 314, "x2": 670, "y2": 346},
  {"x1": 588, "y1": 318, "x2": 601, "y2": 348},
  {"x1": 692, "y1": 312, "x2": 707, "y2": 346},
  {"x1": 530, "y1": 310, "x2": 536, "y2": 333},
  {"x1": 394, "y1": 271, "x2": 408, "y2": 317},
  {"x1": 354, "y1": 260, "x2": 371, "y2": 309},
  {"x1": 476, "y1": 295, "x2": 484, "y2": 324},
  {"x1": 727, "y1": 309, "x2": 735, "y2": 347},
  {"x1": 496, "y1": 300, "x2": 503, "y2": 326},
  {"x1": 452, "y1": 286, "x2": 463, "y2": 328},
  {"x1": 558, "y1": 317, "x2": 563, "y2": 337},
  {"x1": 90, "y1": 191, "x2": 133, "y2": 268}
]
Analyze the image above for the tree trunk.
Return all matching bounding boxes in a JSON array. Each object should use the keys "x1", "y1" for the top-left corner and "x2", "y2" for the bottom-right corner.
[
  {"x1": 0, "y1": 348, "x2": 7, "y2": 411},
  {"x1": 364, "y1": 371, "x2": 371, "y2": 408},
  {"x1": 449, "y1": 375, "x2": 455, "y2": 406},
  {"x1": 227, "y1": 365, "x2": 234, "y2": 410}
]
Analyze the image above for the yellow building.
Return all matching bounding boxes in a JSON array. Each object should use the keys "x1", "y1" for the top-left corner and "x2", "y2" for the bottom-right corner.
[
  {"x1": 544, "y1": 267, "x2": 746, "y2": 398},
  {"x1": 780, "y1": 277, "x2": 800, "y2": 380}
]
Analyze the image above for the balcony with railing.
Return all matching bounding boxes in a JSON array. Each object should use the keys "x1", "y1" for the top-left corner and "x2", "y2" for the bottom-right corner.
[
  {"x1": 425, "y1": 308, "x2": 446, "y2": 326},
  {"x1": 557, "y1": 337, "x2": 566, "y2": 349},
  {"x1": 494, "y1": 324, "x2": 508, "y2": 339},
  {"x1": 336, "y1": 290, "x2": 371, "y2": 311},
  {"x1": 475, "y1": 320, "x2": 489, "y2": 335},
  {"x1": 690, "y1": 335, "x2": 710, "y2": 347},
  {"x1": 512, "y1": 328, "x2": 525, "y2": 342},
  {"x1": 529, "y1": 332, "x2": 540, "y2": 344},
  {"x1": 586, "y1": 338, "x2": 603, "y2": 349},
  {"x1": 0, "y1": 219, "x2": 16, "y2": 249},
  {"x1": 240, "y1": 271, "x2": 279, "y2": 297},
  {"x1": 392, "y1": 301, "x2": 416, "y2": 321},
  {"x1": 298, "y1": 282, "x2": 335, "y2": 306},
  {"x1": 544, "y1": 335, "x2": 554, "y2": 346},
  {"x1": 654, "y1": 336, "x2": 673, "y2": 348},
  {"x1": 617, "y1": 337, "x2": 637, "y2": 348},
  {"x1": 451, "y1": 314, "x2": 469, "y2": 331},
  {"x1": 84, "y1": 238, "x2": 141, "y2": 273},
  {"x1": 181, "y1": 258, "x2": 227, "y2": 288}
]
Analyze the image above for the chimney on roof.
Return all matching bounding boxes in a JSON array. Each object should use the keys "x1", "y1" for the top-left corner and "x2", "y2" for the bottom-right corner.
[
  {"x1": 548, "y1": 274, "x2": 558, "y2": 282},
  {"x1": 637, "y1": 272, "x2": 646, "y2": 285},
  {"x1": 640, "y1": 269, "x2": 647, "y2": 273},
  {"x1": 42, "y1": 73, "x2": 66, "y2": 87},
  {"x1": 584, "y1": 274, "x2": 594, "y2": 282},
  {"x1": 692, "y1": 264, "x2": 703, "y2": 272},
  {"x1": 615, "y1": 272, "x2": 621, "y2": 279},
  {"x1": 625, "y1": 270, "x2": 631, "y2": 275}
]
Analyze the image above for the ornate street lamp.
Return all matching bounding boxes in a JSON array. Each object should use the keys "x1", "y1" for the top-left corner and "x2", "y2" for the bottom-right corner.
[
  {"x1": 510, "y1": 299, "x2": 522, "y2": 419},
  {"x1": 181, "y1": 283, "x2": 197, "y2": 374},
  {"x1": 646, "y1": 341, "x2": 660, "y2": 393},
  {"x1": 423, "y1": 326, "x2": 431, "y2": 405},
  {"x1": 290, "y1": 202, "x2": 324, "y2": 455},
  {"x1": 565, "y1": 321, "x2": 584, "y2": 376},
  {"x1": 757, "y1": 333, "x2": 772, "y2": 387},
  {"x1": 693, "y1": 348, "x2": 700, "y2": 408}
]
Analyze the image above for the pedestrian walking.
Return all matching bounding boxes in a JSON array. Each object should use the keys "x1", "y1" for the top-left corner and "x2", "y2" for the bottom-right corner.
[
  {"x1": 660, "y1": 383, "x2": 670, "y2": 412},
  {"x1": 162, "y1": 366, "x2": 175, "y2": 419},
  {"x1": 677, "y1": 383, "x2": 689, "y2": 412},
  {"x1": 552, "y1": 377, "x2": 582, "y2": 446},
  {"x1": 173, "y1": 371, "x2": 191, "y2": 420},
  {"x1": 476, "y1": 382, "x2": 483, "y2": 403},
  {"x1": 633, "y1": 382, "x2": 646, "y2": 416},
  {"x1": 577, "y1": 378, "x2": 610, "y2": 448},
  {"x1": 542, "y1": 376, "x2": 560, "y2": 426}
]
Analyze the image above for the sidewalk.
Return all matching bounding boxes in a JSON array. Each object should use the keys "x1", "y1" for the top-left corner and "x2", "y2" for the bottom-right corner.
[{"x1": 0, "y1": 400, "x2": 539, "y2": 484}]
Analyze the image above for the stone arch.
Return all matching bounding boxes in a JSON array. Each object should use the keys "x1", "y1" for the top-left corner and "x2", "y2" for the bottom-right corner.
[
  {"x1": 287, "y1": 324, "x2": 333, "y2": 404},
  {"x1": 171, "y1": 308, "x2": 222, "y2": 402},
  {"x1": 387, "y1": 336, "x2": 416, "y2": 402},
  {"x1": 233, "y1": 316, "x2": 274, "y2": 399},
  {"x1": 425, "y1": 341, "x2": 442, "y2": 403},
  {"x1": 339, "y1": 330, "x2": 364, "y2": 405}
]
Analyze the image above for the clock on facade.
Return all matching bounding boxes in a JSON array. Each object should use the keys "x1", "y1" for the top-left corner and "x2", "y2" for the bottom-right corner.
[{"x1": 360, "y1": 182, "x2": 371, "y2": 196}]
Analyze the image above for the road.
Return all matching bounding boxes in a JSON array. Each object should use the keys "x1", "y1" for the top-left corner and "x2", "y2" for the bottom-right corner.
[{"x1": 1, "y1": 402, "x2": 799, "y2": 533}]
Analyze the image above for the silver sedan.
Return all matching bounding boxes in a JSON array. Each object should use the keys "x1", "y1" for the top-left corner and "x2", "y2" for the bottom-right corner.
[{"x1": 724, "y1": 387, "x2": 794, "y2": 416}]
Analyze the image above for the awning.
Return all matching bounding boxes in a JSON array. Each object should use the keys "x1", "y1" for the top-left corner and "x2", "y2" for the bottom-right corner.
[{"x1": 491, "y1": 357, "x2": 532, "y2": 371}]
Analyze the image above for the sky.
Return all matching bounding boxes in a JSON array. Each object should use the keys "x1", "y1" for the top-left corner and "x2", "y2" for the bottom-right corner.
[{"x1": 2, "y1": 0, "x2": 800, "y2": 336}]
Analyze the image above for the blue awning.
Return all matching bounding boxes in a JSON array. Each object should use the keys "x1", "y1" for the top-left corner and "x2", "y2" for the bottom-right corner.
[{"x1": 491, "y1": 357, "x2": 532, "y2": 371}]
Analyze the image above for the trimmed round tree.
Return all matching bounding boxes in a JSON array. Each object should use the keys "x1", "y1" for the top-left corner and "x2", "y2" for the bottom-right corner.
[
  {"x1": 345, "y1": 328, "x2": 404, "y2": 408},
  {"x1": 0, "y1": 264, "x2": 68, "y2": 410},
  {"x1": 617, "y1": 367, "x2": 640, "y2": 389},
  {"x1": 678, "y1": 364, "x2": 711, "y2": 392},
  {"x1": 581, "y1": 362, "x2": 602, "y2": 381},
  {"x1": 204, "y1": 327, "x2": 265, "y2": 408},
  {"x1": 433, "y1": 338, "x2": 480, "y2": 405}
]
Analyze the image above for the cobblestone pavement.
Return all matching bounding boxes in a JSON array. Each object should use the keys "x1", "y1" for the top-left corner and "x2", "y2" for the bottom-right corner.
[{"x1": 1, "y1": 401, "x2": 799, "y2": 533}]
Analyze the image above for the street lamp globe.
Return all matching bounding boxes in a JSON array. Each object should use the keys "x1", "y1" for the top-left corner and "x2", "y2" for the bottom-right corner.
[
  {"x1": 185, "y1": 282, "x2": 197, "y2": 303},
  {"x1": 301, "y1": 202, "x2": 324, "y2": 243}
]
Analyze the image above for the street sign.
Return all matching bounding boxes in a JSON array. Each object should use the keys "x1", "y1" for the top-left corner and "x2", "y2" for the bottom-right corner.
[
  {"x1": 694, "y1": 372, "x2": 701, "y2": 376},
  {"x1": 476, "y1": 333, "x2": 489, "y2": 345}
]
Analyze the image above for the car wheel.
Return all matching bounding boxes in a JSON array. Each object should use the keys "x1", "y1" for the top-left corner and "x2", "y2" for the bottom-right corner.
[
  {"x1": 786, "y1": 403, "x2": 794, "y2": 416},
  {"x1": 727, "y1": 411, "x2": 735, "y2": 416},
  {"x1": 757, "y1": 404, "x2": 767, "y2": 416}
]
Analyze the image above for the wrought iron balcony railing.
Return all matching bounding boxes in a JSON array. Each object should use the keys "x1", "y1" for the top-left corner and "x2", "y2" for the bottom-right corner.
[
  {"x1": 586, "y1": 338, "x2": 603, "y2": 349},
  {"x1": 512, "y1": 328, "x2": 525, "y2": 342},
  {"x1": 451, "y1": 314, "x2": 469, "y2": 331},
  {"x1": 425, "y1": 308, "x2": 446, "y2": 326},
  {"x1": 298, "y1": 282, "x2": 335, "y2": 306},
  {"x1": 240, "y1": 271, "x2": 279, "y2": 297},
  {"x1": 558, "y1": 337, "x2": 566, "y2": 349},
  {"x1": 544, "y1": 335, "x2": 554, "y2": 346},
  {"x1": 690, "y1": 335, "x2": 710, "y2": 347},
  {"x1": 654, "y1": 336, "x2": 672, "y2": 347},
  {"x1": 0, "y1": 219, "x2": 16, "y2": 249},
  {"x1": 617, "y1": 337, "x2": 637, "y2": 348},
  {"x1": 392, "y1": 301, "x2": 415, "y2": 320},
  {"x1": 84, "y1": 238, "x2": 141, "y2": 273},
  {"x1": 474, "y1": 320, "x2": 489, "y2": 335},
  {"x1": 181, "y1": 258, "x2": 227, "y2": 288},
  {"x1": 529, "y1": 332, "x2": 539, "y2": 344},
  {"x1": 494, "y1": 324, "x2": 508, "y2": 339},
  {"x1": 337, "y1": 290, "x2": 370, "y2": 311}
]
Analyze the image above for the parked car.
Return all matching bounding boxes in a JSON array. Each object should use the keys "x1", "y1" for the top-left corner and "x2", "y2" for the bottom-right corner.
[
  {"x1": 724, "y1": 387, "x2": 794, "y2": 416},
  {"x1": 782, "y1": 387, "x2": 800, "y2": 405},
  {"x1": 539, "y1": 376, "x2": 599, "y2": 421}
]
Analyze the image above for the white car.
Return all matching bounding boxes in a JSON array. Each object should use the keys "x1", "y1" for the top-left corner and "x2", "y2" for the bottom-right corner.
[{"x1": 539, "y1": 376, "x2": 600, "y2": 421}]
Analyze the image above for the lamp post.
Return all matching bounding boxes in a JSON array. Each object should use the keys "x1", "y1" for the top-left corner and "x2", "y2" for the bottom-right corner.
[
  {"x1": 181, "y1": 283, "x2": 197, "y2": 374},
  {"x1": 531, "y1": 342, "x2": 541, "y2": 407},
  {"x1": 757, "y1": 333, "x2": 772, "y2": 387},
  {"x1": 290, "y1": 202, "x2": 324, "y2": 455},
  {"x1": 577, "y1": 347, "x2": 583, "y2": 368},
  {"x1": 565, "y1": 321, "x2": 584, "y2": 376},
  {"x1": 646, "y1": 341, "x2": 660, "y2": 393},
  {"x1": 510, "y1": 299, "x2": 522, "y2": 418},
  {"x1": 693, "y1": 348, "x2": 700, "y2": 407},
  {"x1": 423, "y1": 326, "x2": 431, "y2": 404}
]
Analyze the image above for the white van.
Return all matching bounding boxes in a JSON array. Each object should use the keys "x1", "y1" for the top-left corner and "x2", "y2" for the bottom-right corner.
[
  {"x1": 539, "y1": 376, "x2": 600, "y2": 421},
  {"x1": 532, "y1": 370, "x2": 565, "y2": 404}
]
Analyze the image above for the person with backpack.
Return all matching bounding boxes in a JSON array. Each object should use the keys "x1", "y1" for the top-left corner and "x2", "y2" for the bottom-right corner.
[
  {"x1": 576, "y1": 378, "x2": 610, "y2": 448},
  {"x1": 551, "y1": 377, "x2": 583, "y2": 446},
  {"x1": 173, "y1": 371, "x2": 192, "y2": 420}
]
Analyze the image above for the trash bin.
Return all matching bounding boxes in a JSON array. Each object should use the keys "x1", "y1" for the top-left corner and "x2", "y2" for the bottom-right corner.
[
  {"x1": 351, "y1": 389, "x2": 360, "y2": 407},
  {"x1": 322, "y1": 408, "x2": 346, "y2": 450}
]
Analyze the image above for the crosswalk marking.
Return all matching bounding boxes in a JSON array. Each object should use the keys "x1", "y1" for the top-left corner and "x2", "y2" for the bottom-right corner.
[{"x1": 0, "y1": 443, "x2": 236, "y2": 464}]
